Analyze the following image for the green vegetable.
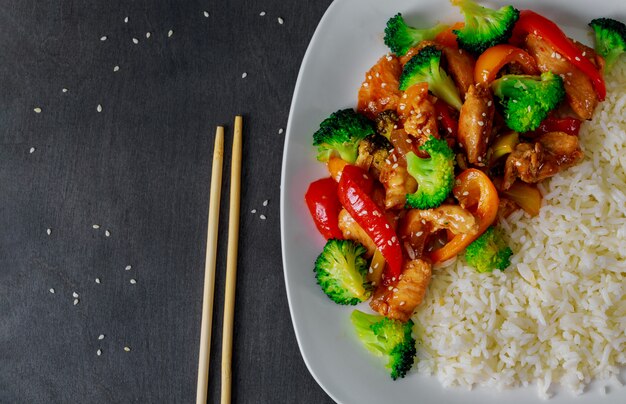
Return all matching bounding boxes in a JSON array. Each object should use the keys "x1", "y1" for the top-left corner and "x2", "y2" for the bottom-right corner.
[
  {"x1": 464, "y1": 226, "x2": 513, "y2": 272},
  {"x1": 374, "y1": 110, "x2": 399, "y2": 140},
  {"x1": 491, "y1": 72, "x2": 565, "y2": 133},
  {"x1": 350, "y1": 310, "x2": 417, "y2": 380},
  {"x1": 312, "y1": 109, "x2": 375, "y2": 163},
  {"x1": 405, "y1": 136, "x2": 455, "y2": 209},
  {"x1": 314, "y1": 239, "x2": 371, "y2": 305},
  {"x1": 399, "y1": 45, "x2": 463, "y2": 111},
  {"x1": 451, "y1": 0, "x2": 520, "y2": 54},
  {"x1": 589, "y1": 17, "x2": 626, "y2": 72},
  {"x1": 384, "y1": 13, "x2": 448, "y2": 56}
]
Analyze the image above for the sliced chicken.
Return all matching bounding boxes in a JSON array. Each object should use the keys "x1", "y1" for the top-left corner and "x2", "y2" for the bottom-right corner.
[
  {"x1": 525, "y1": 34, "x2": 599, "y2": 120},
  {"x1": 458, "y1": 84, "x2": 495, "y2": 165},
  {"x1": 503, "y1": 131, "x2": 584, "y2": 189},
  {"x1": 417, "y1": 205, "x2": 479, "y2": 235},
  {"x1": 370, "y1": 259, "x2": 432, "y2": 322},
  {"x1": 378, "y1": 162, "x2": 417, "y2": 210},
  {"x1": 357, "y1": 54, "x2": 403, "y2": 120},
  {"x1": 337, "y1": 209, "x2": 376, "y2": 258},
  {"x1": 441, "y1": 47, "x2": 476, "y2": 99},
  {"x1": 396, "y1": 83, "x2": 438, "y2": 143}
]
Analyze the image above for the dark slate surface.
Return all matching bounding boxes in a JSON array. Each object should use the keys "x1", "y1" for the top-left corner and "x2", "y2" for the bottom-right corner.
[{"x1": 0, "y1": 0, "x2": 335, "y2": 402}]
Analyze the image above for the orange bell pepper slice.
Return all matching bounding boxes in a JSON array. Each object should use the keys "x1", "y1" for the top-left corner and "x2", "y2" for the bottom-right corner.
[
  {"x1": 429, "y1": 169, "x2": 499, "y2": 263},
  {"x1": 474, "y1": 44, "x2": 539, "y2": 85},
  {"x1": 435, "y1": 22, "x2": 464, "y2": 49}
]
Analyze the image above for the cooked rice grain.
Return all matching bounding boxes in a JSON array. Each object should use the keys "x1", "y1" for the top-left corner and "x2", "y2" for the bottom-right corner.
[{"x1": 414, "y1": 62, "x2": 626, "y2": 397}]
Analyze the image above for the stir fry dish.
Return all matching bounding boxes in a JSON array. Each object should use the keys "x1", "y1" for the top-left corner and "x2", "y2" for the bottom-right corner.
[{"x1": 304, "y1": 0, "x2": 626, "y2": 379}]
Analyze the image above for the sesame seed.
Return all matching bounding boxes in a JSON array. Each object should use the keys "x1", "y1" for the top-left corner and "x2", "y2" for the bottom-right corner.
[
  {"x1": 97, "y1": 104, "x2": 102, "y2": 112},
  {"x1": 399, "y1": 105, "x2": 405, "y2": 110},
  {"x1": 406, "y1": 139, "x2": 412, "y2": 143},
  {"x1": 72, "y1": 292, "x2": 79, "y2": 298},
  {"x1": 259, "y1": 11, "x2": 266, "y2": 16},
  {"x1": 130, "y1": 279, "x2": 137, "y2": 284},
  {"x1": 92, "y1": 224, "x2": 100, "y2": 229},
  {"x1": 381, "y1": 83, "x2": 386, "y2": 88},
  {"x1": 132, "y1": 38, "x2": 139, "y2": 44},
  {"x1": 241, "y1": 72, "x2": 247, "y2": 79},
  {"x1": 363, "y1": 174, "x2": 368, "y2": 179},
  {"x1": 399, "y1": 301, "x2": 406, "y2": 306},
  {"x1": 362, "y1": 82, "x2": 369, "y2": 87},
  {"x1": 34, "y1": 107, "x2": 42, "y2": 113},
  {"x1": 277, "y1": 17, "x2": 284, "y2": 24},
  {"x1": 145, "y1": 32, "x2": 151, "y2": 39},
  {"x1": 46, "y1": 228, "x2": 51, "y2": 236},
  {"x1": 369, "y1": 267, "x2": 373, "y2": 274},
  {"x1": 124, "y1": 16, "x2": 128, "y2": 23},
  {"x1": 386, "y1": 55, "x2": 393, "y2": 61},
  {"x1": 125, "y1": 265, "x2": 132, "y2": 271},
  {"x1": 259, "y1": 214, "x2": 267, "y2": 220},
  {"x1": 203, "y1": 11, "x2": 210, "y2": 17},
  {"x1": 113, "y1": 65, "x2": 119, "y2": 72},
  {"x1": 487, "y1": 100, "x2": 492, "y2": 107},
  {"x1": 278, "y1": 128, "x2": 284, "y2": 135},
  {"x1": 95, "y1": 278, "x2": 101, "y2": 284},
  {"x1": 478, "y1": 121, "x2": 484, "y2": 127},
  {"x1": 251, "y1": 209, "x2": 257, "y2": 214},
  {"x1": 415, "y1": 231, "x2": 423, "y2": 237},
  {"x1": 575, "y1": 56, "x2": 581, "y2": 61},
  {"x1": 100, "y1": 36, "x2": 107, "y2": 41},
  {"x1": 527, "y1": 106, "x2": 531, "y2": 112},
  {"x1": 388, "y1": 286, "x2": 393, "y2": 291},
  {"x1": 98, "y1": 334, "x2": 105, "y2": 340},
  {"x1": 62, "y1": 88, "x2": 68, "y2": 93},
  {"x1": 392, "y1": 163, "x2": 398, "y2": 169},
  {"x1": 96, "y1": 349, "x2": 102, "y2": 356},
  {"x1": 387, "y1": 240, "x2": 392, "y2": 246},
  {"x1": 29, "y1": 147, "x2": 36, "y2": 154},
  {"x1": 105, "y1": 230, "x2": 110, "y2": 237},
  {"x1": 124, "y1": 346, "x2": 131, "y2": 352},
  {"x1": 168, "y1": 30, "x2": 174, "y2": 37},
  {"x1": 73, "y1": 298, "x2": 79, "y2": 305},
  {"x1": 262, "y1": 200, "x2": 269, "y2": 206},
  {"x1": 393, "y1": 288, "x2": 399, "y2": 292},
  {"x1": 582, "y1": 51, "x2": 586, "y2": 57},
  {"x1": 49, "y1": 288, "x2": 55, "y2": 294}
]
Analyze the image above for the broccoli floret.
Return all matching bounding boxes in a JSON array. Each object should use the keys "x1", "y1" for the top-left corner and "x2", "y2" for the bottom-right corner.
[
  {"x1": 464, "y1": 226, "x2": 513, "y2": 273},
  {"x1": 405, "y1": 136, "x2": 455, "y2": 209},
  {"x1": 384, "y1": 13, "x2": 448, "y2": 56},
  {"x1": 399, "y1": 46, "x2": 463, "y2": 111},
  {"x1": 589, "y1": 18, "x2": 626, "y2": 72},
  {"x1": 314, "y1": 239, "x2": 371, "y2": 305},
  {"x1": 312, "y1": 109, "x2": 375, "y2": 163},
  {"x1": 374, "y1": 110, "x2": 399, "y2": 140},
  {"x1": 491, "y1": 72, "x2": 565, "y2": 132},
  {"x1": 451, "y1": 0, "x2": 519, "y2": 55},
  {"x1": 350, "y1": 310, "x2": 417, "y2": 380}
]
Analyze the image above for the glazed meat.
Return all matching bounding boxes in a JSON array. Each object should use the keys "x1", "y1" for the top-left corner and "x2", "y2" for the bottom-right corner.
[
  {"x1": 441, "y1": 47, "x2": 476, "y2": 99},
  {"x1": 525, "y1": 34, "x2": 599, "y2": 120},
  {"x1": 458, "y1": 84, "x2": 495, "y2": 165},
  {"x1": 370, "y1": 259, "x2": 432, "y2": 322},
  {"x1": 503, "y1": 131, "x2": 584, "y2": 189},
  {"x1": 378, "y1": 161, "x2": 417, "y2": 210}
]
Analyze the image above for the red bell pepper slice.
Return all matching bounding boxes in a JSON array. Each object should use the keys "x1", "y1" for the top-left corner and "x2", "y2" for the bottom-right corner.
[
  {"x1": 305, "y1": 177, "x2": 344, "y2": 240},
  {"x1": 530, "y1": 116, "x2": 582, "y2": 137},
  {"x1": 337, "y1": 165, "x2": 403, "y2": 283},
  {"x1": 474, "y1": 44, "x2": 539, "y2": 85},
  {"x1": 511, "y1": 10, "x2": 606, "y2": 101}
]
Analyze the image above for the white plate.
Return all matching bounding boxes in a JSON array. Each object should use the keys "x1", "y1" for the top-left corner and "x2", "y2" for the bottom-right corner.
[{"x1": 280, "y1": 1, "x2": 625, "y2": 403}]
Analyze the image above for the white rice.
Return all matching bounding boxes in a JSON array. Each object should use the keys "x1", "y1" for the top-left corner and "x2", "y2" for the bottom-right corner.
[{"x1": 414, "y1": 62, "x2": 626, "y2": 397}]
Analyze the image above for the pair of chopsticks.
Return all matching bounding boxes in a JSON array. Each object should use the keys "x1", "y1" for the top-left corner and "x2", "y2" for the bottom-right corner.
[{"x1": 196, "y1": 116, "x2": 243, "y2": 404}]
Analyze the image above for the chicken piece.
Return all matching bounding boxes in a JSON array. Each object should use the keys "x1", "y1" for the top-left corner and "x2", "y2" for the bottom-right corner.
[
  {"x1": 396, "y1": 83, "x2": 438, "y2": 142},
  {"x1": 357, "y1": 54, "x2": 403, "y2": 120},
  {"x1": 503, "y1": 131, "x2": 584, "y2": 189},
  {"x1": 573, "y1": 40, "x2": 605, "y2": 72},
  {"x1": 458, "y1": 84, "x2": 495, "y2": 166},
  {"x1": 378, "y1": 162, "x2": 417, "y2": 210},
  {"x1": 525, "y1": 34, "x2": 598, "y2": 120},
  {"x1": 337, "y1": 209, "x2": 376, "y2": 258},
  {"x1": 441, "y1": 47, "x2": 475, "y2": 99},
  {"x1": 370, "y1": 259, "x2": 432, "y2": 322},
  {"x1": 417, "y1": 205, "x2": 479, "y2": 235},
  {"x1": 397, "y1": 210, "x2": 430, "y2": 261}
]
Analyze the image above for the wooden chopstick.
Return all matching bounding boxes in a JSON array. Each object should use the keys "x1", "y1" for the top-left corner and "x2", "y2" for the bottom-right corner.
[
  {"x1": 221, "y1": 115, "x2": 243, "y2": 404},
  {"x1": 196, "y1": 126, "x2": 225, "y2": 404}
]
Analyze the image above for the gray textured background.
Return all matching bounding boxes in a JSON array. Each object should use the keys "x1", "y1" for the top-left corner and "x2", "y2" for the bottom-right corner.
[{"x1": 0, "y1": 0, "x2": 334, "y2": 402}]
